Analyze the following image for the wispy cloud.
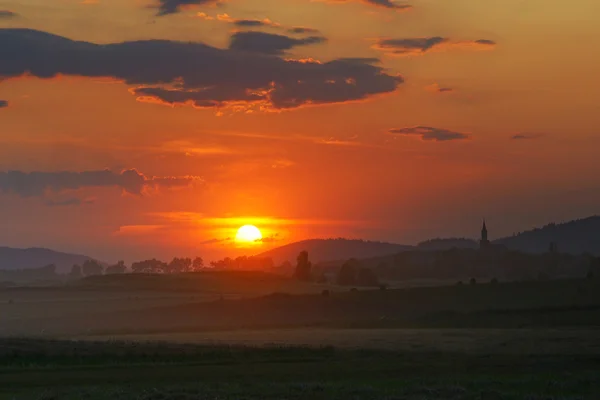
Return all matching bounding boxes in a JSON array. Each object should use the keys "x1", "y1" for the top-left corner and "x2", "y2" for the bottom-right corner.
[
  {"x1": 511, "y1": 133, "x2": 545, "y2": 140},
  {"x1": 389, "y1": 126, "x2": 470, "y2": 141},
  {"x1": 0, "y1": 169, "x2": 202, "y2": 197},
  {"x1": 374, "y1": 37, "x2": 496, "y2": 56},
  {"x1": 154, "y1": 0, "x2": 410, "y2": 16},
  {"x1": 0, "y1": 10, "x2": 18, "y2": 18}
]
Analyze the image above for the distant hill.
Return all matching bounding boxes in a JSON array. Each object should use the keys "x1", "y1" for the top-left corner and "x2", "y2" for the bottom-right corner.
[
  {"x1": 493, "y1": 216, "x2": 600, "y2": 255},
  {"x1": 417, "y1": 238, "x2": 479, "y2": 251},
  {"x1": 0, "y1": 247, "x2": 95, "y2": 273},
  {"x1": 256, "y1": 238, "x2": 413, "y2": 265}
]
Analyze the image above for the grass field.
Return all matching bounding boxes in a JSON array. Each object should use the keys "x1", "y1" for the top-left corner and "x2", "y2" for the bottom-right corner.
[
  {"x1": 1, "y1": 338, "x2": 599, "y2": 400},
  {"x1": 1, "y1": 273, "x2": 599, "y2": 399}
]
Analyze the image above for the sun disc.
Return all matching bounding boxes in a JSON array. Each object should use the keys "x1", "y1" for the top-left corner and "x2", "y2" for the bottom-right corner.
[{"x1": 235, "y1": 225, "x2": 263, "y2": 243}]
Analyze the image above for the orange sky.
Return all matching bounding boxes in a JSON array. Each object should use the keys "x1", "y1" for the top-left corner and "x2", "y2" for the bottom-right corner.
[{"x1": 1, "y1": 0, "x2": 600, "y2": 262}]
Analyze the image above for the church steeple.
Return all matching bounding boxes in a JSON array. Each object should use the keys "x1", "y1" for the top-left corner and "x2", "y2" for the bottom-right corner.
[{"x1": 480, "y1": 219, "x2": 490, "y2": 248}]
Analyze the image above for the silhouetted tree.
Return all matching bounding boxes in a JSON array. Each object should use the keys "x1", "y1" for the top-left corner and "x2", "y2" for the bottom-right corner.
[
  {"x1": 192, "y1": 257, "x2": 204, "y2": 271},
  {"x1": 337, "y1": 259, "x2": 360, "y2": 286},
  {"x1": 106, "y1": 261, "x2": 127, "y2": 275},
  {"x1": 490, "y1": 277, "x2": 499, "y2": 285},
  {"x1": 294, "y1": 251, "x2": 312, "y2": 281},
  {"x1": 131, "y1": 259, "x2": 167, "y2": 274},
  {"x1": 82, "y1": 260, "x2": 104, "y2": 276},
  {"x1": 167, "y1": 257, "x2": 192, "y2": 273},
  {"x1": 469, "y1": 277, "x2": 477, "y2": 285},
  {"x1": 69, "y1": 264, "x2": 83, "y2": 279}
]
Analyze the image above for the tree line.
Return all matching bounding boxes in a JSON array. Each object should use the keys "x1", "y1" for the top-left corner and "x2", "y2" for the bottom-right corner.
[
  {"x1": 293, "y1": 250, "x2": 380, "y2": 287},
  {"x1": 69, "y1": 257, "x2": 205, "y2": 278}
]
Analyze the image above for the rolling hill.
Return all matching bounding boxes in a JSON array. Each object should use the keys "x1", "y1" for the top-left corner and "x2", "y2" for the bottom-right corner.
[
  {"x1": 0, "y1": 247, "x2": 95, "y2": 273},
  {"x1": 258, "y1": 216, "x2": 600, "y2": 266},
  {"x1": 257, "y1": 238, "x2": 413, "y2": 265},
  {"x1": 494, "y1": 216, "x2": 600, "y2": 255}
]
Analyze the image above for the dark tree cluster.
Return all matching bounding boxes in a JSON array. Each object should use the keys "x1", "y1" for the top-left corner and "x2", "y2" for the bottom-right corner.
[
  {"x1": 210, "y1": 256, "x2": 273, "y2": 270},
  {"x1": 294, "y1": 251, "x2": 312, "y2": 281},
  {"x1": 336, "y1": 258, "x2": 379, "y2": 287}
]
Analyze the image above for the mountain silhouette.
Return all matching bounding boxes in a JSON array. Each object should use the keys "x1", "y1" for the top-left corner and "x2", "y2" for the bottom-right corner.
[
  {"x1": 258, "y1": 216, "x2": 600, "y2": 265},
  {"x1": 257, "y1": 238, "x2": 413, "y2": 265},
  {"x1": 0, "y1": 247, "x2": 96, "y2": 273},
  {"x1": 493, "y1": 215, "x2": 600, "y2": 255}
]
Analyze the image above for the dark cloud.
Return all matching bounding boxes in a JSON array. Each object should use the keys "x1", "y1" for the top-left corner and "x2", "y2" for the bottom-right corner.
[
  {"x1": 363, "y1": 0, "x2": 411, "y2": 10},
  {"x1": 233, "y1": 19, "x2": 270, "y2": 28},
  {"x1": 374, "y1": 37, "x2": 496, "y2": 56},
  {"x1": 0, "y1": 169, "x2": 200, "y2": 197},
  {"x1": 0, "y1": 10, "x2": 18, "y2": 18},
  {"x1": 155, "y1": 0, "x2": 218, "y2": 16},
  {"x1": 337, "y1": 57, "x2": 380, "y2": 64},
  {"x1": 229, "y1": 31, "x2": 326, "y2": 55},
  {"x1": 511, "y1": 133, "x2": 544, "y2": 140},
  {"x1": 390, "y1": 126, "x2": 470, "y2": 141},
  {"x1": 288, "y1": 27, "x2": 321, "y2": 35},
  {"x1": 0, "y1": 29, "x2": 402, "y2": 110},
  {"x1": 0, "y1": 100, "x2": 8, "y2": 108}
]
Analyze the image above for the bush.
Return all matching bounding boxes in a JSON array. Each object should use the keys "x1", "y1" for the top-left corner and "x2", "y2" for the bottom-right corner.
[{"x1": 469, "y1": 278, "x2": 477, "y2": 285}]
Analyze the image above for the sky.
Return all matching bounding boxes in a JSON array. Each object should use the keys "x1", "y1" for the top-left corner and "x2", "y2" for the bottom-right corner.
[{"x1": 1, "y1": 0, "x2": 600, "y2": 263}]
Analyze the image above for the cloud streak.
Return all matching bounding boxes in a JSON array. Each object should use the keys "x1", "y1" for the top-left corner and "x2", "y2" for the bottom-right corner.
[
  {"x1": 229, "y1": 31, "x2": 327, "y2": 55},
  {"x1": 0, "y1": 29, "x2": 403, "y2": 111},
  {"x1": 155, "y1": 0, "x2": 410, "y2": 15},
  {"x1": 374, "y1": 37, "x2": 496, "y2": 56},
  {"x1": 511, "y1": 133, "x2": 545, "y2": 140},
  {"x1": 0, "y1": 169, "x2": 201, "y2": 197},
  {"x1": 0, "y1": 10, "x2": 18, "y2": 18},
  {"x1": 390, "y1": 126, "x2": 470, "y2": 141}
]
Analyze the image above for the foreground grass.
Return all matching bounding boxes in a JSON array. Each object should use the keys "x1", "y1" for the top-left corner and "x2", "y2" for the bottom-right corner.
[{"x1": 1, "y1": 338, "x2": 599, "y2": 399}]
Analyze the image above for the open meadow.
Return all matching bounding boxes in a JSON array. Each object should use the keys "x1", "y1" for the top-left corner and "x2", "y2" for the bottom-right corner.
[{"x1": 1, "y1": 272, "x2": 600, "y2": 399}]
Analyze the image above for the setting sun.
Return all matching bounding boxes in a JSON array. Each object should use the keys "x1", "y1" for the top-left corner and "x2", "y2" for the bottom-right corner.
[{"x1": 235, "y1": 225, "x2": 263, "y2": 243}]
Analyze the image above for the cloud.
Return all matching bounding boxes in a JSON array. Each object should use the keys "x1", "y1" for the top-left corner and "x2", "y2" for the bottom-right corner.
[
  {"x1": 155, "y1": 0, "x2": 219, "y2": 16},
  {"x1": 374, "y1": 37, "x2": 496, "y2": 56},
  {"x1": 511, "y1": 133, "x2": 544, "y2": 140},
  {"x1": 425, "y1": 83, "x2": 453, "y2": 93},
  {"x1": 255, "y1": 233, "x2": 280, "y2": 243},
  {"x1": 0, "y1": 169, "x2": 201, "y2": 197},
  {"x1": 229, "y1": 31, "x2": 326, "y2": 55},
  {"x1": 0, "y1": 29, "x2": 403, "y2": 111},
  {"x1": 389, "y1": 126, "x2": 470, "y2": 141},
  {"x1": 154, "y1": 0, "x2": 410, "y2": 15},
  {"x1": 288, "y1": 27, "x2": 321, "y2": 35},
  {"x1": 0, "y1": 10, "x2": 18, "y2": 18},
  {"x1": 362, "y1": 0, "x2": 411, "y2": 9},
  {"x1": 199, "y1": 237, "x2": 232, "y2": 245},
  {"x1": 197, "y1": 13, "x2": 321, "y2": 36},
  {"x1": 0, "y1": 100, "x2": 8, "y2": 108}
]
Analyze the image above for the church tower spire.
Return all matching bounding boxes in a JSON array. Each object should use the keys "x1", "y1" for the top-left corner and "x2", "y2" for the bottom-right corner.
[{"x1": 480, "y1": 219, "x2": 490, "y2": 249}]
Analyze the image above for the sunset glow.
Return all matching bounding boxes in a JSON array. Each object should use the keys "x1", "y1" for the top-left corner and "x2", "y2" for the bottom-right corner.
[
  {"x1": 235, "y1": 225, "x2": 263, "y2": 243},
  {"x1": 0, "y1": 0, "x2": 599, "y2": 263}
]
